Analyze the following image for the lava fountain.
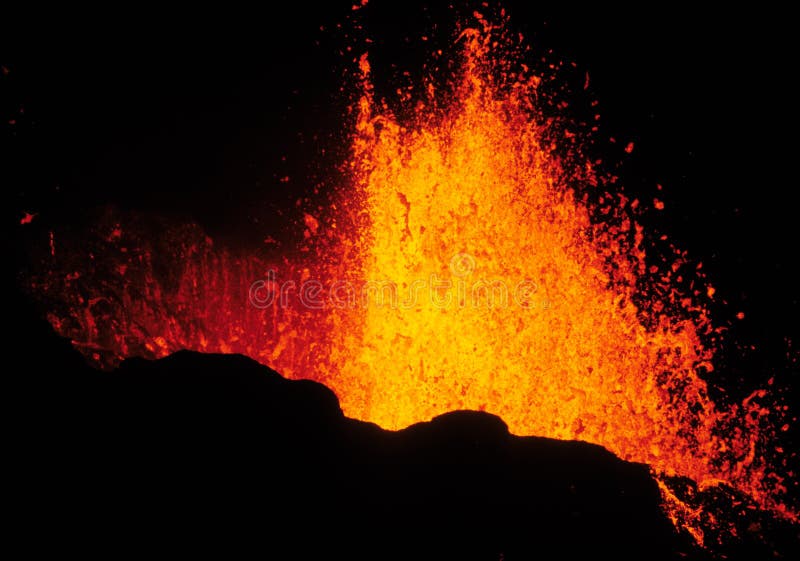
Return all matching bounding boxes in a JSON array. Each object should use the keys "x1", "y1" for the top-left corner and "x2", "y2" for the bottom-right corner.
[{"x1": 26, "y1": 11, "x2": 793, "y2": 544}]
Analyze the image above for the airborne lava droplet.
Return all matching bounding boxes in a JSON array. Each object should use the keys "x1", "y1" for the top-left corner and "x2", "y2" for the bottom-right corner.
[{"x1": 303, "y1": 213, "x2": 320, "y2": 236}]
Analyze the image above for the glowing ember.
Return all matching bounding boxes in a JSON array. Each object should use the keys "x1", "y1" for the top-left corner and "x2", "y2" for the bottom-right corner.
[{"x1": 26, "y1": 12, "x2": 793, "y2": 544}]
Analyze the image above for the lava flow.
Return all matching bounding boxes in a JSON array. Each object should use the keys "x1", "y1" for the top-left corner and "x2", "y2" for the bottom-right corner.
[{"x1": 25, "y1": 12, "x2": 793, "y2": 545}]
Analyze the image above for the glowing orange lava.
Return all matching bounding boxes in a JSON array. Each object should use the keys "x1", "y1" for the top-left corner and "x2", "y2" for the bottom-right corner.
[{"x1": 27, "y1": 13, "x2": 793, "y2": 544}]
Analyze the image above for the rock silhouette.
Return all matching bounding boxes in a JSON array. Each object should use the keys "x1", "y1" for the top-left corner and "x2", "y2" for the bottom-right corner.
[{"x1": 7, "y1": 295, "x2": 797, "y2": 559}]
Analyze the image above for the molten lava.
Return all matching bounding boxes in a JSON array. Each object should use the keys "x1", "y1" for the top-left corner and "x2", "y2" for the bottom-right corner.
[{"x1": 27, "y1": 12, "x2": 792, "y2": 544}]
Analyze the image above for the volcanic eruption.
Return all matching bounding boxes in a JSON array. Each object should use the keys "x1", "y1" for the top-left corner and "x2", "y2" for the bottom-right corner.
[{"x1": 19, "y1": 5, "x2": 796, "y2": 552}]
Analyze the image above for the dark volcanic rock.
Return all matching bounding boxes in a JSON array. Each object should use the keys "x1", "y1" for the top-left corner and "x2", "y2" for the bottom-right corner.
[{"x1": 8, "y1": 299, "x2": 794, "y2": 560}]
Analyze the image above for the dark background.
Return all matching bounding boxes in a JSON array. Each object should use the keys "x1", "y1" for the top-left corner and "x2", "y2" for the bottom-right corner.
[{"x1": 2, "y1": 3, "x2": 797, "y2": 404}]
